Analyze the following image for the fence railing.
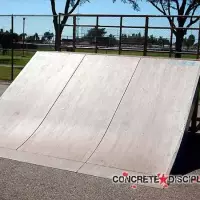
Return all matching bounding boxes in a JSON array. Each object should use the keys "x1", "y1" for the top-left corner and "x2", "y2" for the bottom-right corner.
[
  {"x1": 0, "y1": 14, "x2": 199, "y2": 81},
  {"x1": 57, "y1": 14, "x2": 200, "y2": 58}
]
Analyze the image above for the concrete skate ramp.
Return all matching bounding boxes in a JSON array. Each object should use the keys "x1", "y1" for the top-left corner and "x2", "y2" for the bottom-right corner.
[
  {"x1": 0, "y1": 52, "x2": 85, "y2": 149},
  {"x1": 18, "y1": 55, "x2": 140, "y2": 170},
  {"x1": 0, "y1": 53, "x2": 200, "y2": 184},
  {"x1": 79, "y1": 58, "x2": 200, "y2": 178}
]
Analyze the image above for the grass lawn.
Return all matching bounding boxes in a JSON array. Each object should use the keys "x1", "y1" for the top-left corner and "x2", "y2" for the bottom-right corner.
[
  {"x1": 0, "y1": 49, "x2": 198, "y2": 81},
  {"x1": 0, "y1": 66, "x2": 22, "y2": 81},
  {"x1": 0, "y1": 50, "x2": 35, "y2": 66},
  {"x1": 76, "y1": 48, "x2": 198, "y2": 59},
  {"x1": 0, "y1": 55, "x2": 31, "y2": 66}
]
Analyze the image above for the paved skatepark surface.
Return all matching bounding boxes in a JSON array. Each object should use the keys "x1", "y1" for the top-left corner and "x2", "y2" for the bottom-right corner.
[
  {"x1": 0, "y1": 155, "x2": 200, "y2": 200},
  {"x1": 0, "y1": 52, "x2": 200, "y2": 199},
  {"x1": 0, "y1": 121, "x2": 200, "y2": 200}
]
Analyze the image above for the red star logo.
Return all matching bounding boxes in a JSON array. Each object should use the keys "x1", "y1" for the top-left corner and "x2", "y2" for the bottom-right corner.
[{"x1": 158, "y1": 174, "x2": 168, "y2": 187}]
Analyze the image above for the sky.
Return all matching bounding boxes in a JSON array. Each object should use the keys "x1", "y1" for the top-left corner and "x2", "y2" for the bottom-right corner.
[{"x1": 0, "y1": 0, "x2": 199, "y2": 41}]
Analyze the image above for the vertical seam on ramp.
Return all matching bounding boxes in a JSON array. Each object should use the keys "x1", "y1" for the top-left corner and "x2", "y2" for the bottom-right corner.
[
  {"x1": 16, "y1": 55, "x2": 86, "y2": 150},
  {"x1": 77, "y1": 57, "x2": 142, "y2": 172}
]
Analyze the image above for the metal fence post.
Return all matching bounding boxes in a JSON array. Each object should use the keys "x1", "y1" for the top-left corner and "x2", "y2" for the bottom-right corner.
[
  {"x1": 197, "y1": 18, "x2": 200, "y2": 60},
  {"x1": 58, "y1": 13, "x2": 61, "y2": 51},
  {"x1": 169, "y1": 16, "x2": 174, "y2": 58},
  {"x1": 119, "y1": 16, "x2": 123, "y2": 55},
  {"x1": 54, "y1": 15, "x2": 58, "y2": 51},
  {"x1": 95, "y1": 16, "x2": 99, "y2": 53},
  {"x1": 143, "y1": 16, "x2": 149, "y2": 56},
  {"x1": 22, "y1": 17, "x2": 25, "y2": 56},
  {"x1": 73, "y1": 16, "x2": 76, "y2": 50},
  {"x1": 11, "y1": 15, "x2": 14, "y2": 81}
]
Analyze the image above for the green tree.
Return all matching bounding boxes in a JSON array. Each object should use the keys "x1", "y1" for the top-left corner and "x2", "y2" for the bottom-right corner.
[
  {"x1": 26, "y1": 35, "x2": 34, "y2": 42},
  {"x1": 0, "y1": 31, "x2": 19, "y2": 55},
  {"x1": 183, "y1": 34, "x2": 195, "y2": 50},
  {"x1": 82, "y1": 29, "x2": 118, "y2": 46},
  {"x1": 148, "y1": 34, "x2": 157, "y2": 45},
  {"x1": 50, "y1": 0, "x2": 90, "y2": 50},
  {"x1": 108, "y1": 34, "x2": 118, "y2": 46},
  {"x1": 158, "y1": 36, "x2": 165, "y2": 47},
  {"x1": 114, "y1": 0, "x2": 200, "y2": 58},
  {"x1": 84, "y1": 28, "x2": 107, "y2": 43},
  {"x1": 26, "y1": 33, "x2": 41, "y2": 43},
  {"x1": 122, "y1": 34, "x2": 128, "y2": 38},
  {"x1": 34, "y1": 33, "x2": 40, "y2": 41},
  {"x1": 43, "y1": 31, "x2": 54, "y2": 42},
  {"x1": 19, "y1": 33, "x2": 27, "y2": 41}
]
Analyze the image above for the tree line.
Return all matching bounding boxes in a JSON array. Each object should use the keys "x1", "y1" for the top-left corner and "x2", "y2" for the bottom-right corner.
[
  {"x1": 0, "y1": 0, "x2": 199, "y2": 57},
  {"x1": 81, "y1": 27, "x2": 196, "y2": 50},
  {"x1": 0, "y1": 27, "x2": 196, "y2": 54},
  {"x1": 50, "y1": 0, "x2": 200, "y2": 58},
  {"x1": 0, "y1": 30, "x2": 54, "y2": 54}
]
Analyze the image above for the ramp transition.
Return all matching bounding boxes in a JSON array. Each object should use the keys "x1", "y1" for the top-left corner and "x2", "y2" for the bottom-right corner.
[
  {"x1": 0, "y1": 52, "x2": 85, "y2": 149},
  {"x1": 0, "y1": 52, "x2": 199, "y2": 187}
]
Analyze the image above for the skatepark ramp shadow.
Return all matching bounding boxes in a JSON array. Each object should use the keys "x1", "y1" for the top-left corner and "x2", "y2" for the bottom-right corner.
[
  {"x1": 171, "y1": 132, "x2": 200, "y2": 175},
  {"x1": 0, "y1": 51, "x2": 200, "y2": 188}
]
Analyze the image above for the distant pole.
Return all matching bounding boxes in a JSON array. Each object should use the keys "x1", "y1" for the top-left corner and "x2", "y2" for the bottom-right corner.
[
  {"x1": 76, "y1": 5, "x2": 80, "y2": 39},
  {"x1": 119, "y1": 16, "x2": 123, "y2": 55},
  {"x1": 73, "y1": 16, "x2": 76, "y2": 50},
  {"x1": 143, "y1": 16, "x2": 149, "y2": 56},
  {"x1": 58, "y1": 13, "x2": 61, "y2": 51},
  {"x1": 11, "y1": 15, "x2": 14, "y2": 81},
  {"x1": 95, "y1": 16, "x2": 99, "y2": 53},
  {"x1": 22, "y1": 17, "x2": 25, "y2": 57},
  {"x1": 169, "y1": 17, "x2": 174, "y2": 58}
]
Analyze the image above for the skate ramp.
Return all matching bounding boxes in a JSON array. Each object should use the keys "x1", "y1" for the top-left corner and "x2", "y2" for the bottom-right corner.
[
  {"x1": 18, "y1": 54, "x2": 140, "y2": 170},
  {"x1": 0, "y1": 52, "x2": 85, "y2": 149},
  {"x1": 80, "y1": 58, "x2": 200, "y2": 178},
  {"x1": 0, "y1": 53, "x2": 199, "y2": 186}
]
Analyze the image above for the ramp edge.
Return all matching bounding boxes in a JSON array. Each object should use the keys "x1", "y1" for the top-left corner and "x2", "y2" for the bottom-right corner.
[{"x1": 0, "y1": 147, "x2": 83, "y2": 172}]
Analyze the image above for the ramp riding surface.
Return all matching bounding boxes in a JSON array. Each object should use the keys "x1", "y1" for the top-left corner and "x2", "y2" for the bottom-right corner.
[
  {"x1": 19, "y1": 55, "x2": 140, "y2": 170},
  {"x1": 80, "y1": 58, "x2": 200, "y2": 179},
  {"x1": 0, "y1": 52, "x2": 85, "y2": 149},
  {"x1": 0, "y1": 52, "x2": 199, "y2": 188}
]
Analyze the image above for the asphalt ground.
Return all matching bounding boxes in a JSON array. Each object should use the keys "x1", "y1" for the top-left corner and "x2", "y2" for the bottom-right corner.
[{"x1": 0, "y1": 82, "x2": 200, "y2": 200}]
